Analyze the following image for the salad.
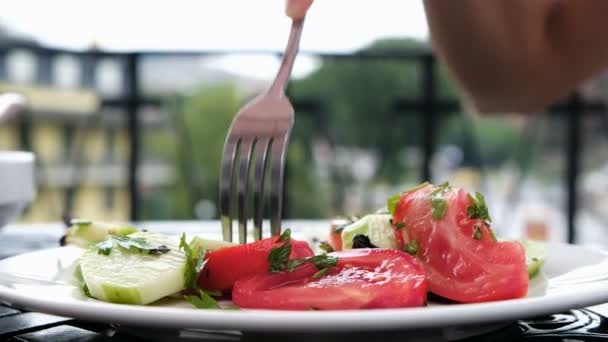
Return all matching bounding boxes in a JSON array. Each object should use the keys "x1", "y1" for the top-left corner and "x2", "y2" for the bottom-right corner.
[{"x1": 64, "y1": 182, "x2": 545, "y2": 310}]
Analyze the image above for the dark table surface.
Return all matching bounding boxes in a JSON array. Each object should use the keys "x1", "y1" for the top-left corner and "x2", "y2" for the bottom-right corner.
[{"x1": 1, "y1": 222, "x2": 607, "y2": 342}]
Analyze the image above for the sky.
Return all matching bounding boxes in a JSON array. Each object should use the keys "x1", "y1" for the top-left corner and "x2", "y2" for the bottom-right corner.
[{"x1": 0, "y1": 0, "x2": 430, "y2": 79}]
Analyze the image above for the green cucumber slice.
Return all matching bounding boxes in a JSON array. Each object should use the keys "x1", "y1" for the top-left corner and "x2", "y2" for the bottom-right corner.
[
  {"x1": 341, "y1": 214, "x2": 397, "y2": 250},
  {"x1": 79, "y1": 232, "x2": 186, "y2": 305},
  {"x1": 65, "y1": 220, "x2": 138, "y2": 247},
  {"x1": 521, "y1": 239, "x2": 545, "y2": 279}
]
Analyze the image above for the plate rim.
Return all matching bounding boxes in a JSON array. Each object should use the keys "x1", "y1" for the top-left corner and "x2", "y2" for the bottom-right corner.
[{"x1": 0, "y1": 242, "x2": 607, "y2": 332}]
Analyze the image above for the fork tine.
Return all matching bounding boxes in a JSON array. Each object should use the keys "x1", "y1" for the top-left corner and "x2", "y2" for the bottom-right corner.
[
  {"x1": 252, "y1": 138, "x2": 271, "y2": 240},
  {"x1": 269, "y1": 137, "x2": 289, "y2": 237},
  {"x1": 220, "y1": 137, "x2": 240, "y2": 242},
  {"x1": 237, "y1": 139, "x2": 255, "y2": 244}
]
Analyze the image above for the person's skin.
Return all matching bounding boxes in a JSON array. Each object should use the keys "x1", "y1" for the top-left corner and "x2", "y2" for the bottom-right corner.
[
  {"x1": 424, "y1": 0, "x2": 608, "y2": 113},
  {"x1": 285, "y1": 0, "x2": 313, "y2": 20}
]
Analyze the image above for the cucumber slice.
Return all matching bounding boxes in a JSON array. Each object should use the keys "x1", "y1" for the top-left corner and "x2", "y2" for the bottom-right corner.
[
  {"x1": 189, "y1": 236, "x2": 236, "y2": 251},
  {"x1": 79, "y1": 232, "x2": 186, "y2": 305},
  {"x1": 521, "y1": 239, "x2": 545, "y2": 279},
  {"x1": 65, "y1": 220, "x2": 138, "y2": 247},
  {"x1": 341, "y1": 214, "x2": 397, "y2": 250}
]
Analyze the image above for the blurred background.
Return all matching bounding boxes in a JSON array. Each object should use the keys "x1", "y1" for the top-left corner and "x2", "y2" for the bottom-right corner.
[{"x1": 1, "y1": 0, "x2": 608, "y2": 247}]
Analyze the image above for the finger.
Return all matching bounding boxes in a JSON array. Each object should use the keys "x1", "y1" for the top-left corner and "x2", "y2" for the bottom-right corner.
[{"x1": 285, "y1": 0, "x2": 313, "y2": 20}]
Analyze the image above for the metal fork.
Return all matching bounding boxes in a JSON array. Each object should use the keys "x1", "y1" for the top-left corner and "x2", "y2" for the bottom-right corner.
[{"x1": 219, "y1": 18, "x2": 305, "y2": 243}]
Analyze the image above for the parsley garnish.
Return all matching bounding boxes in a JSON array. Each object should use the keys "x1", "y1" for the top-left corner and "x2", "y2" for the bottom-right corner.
[
  {"x1": 184, "y1": 289, "x2": 221, "y2": 309},
  {"x1": 287, "y1": 254, "x2": 339, "y2": 279},
  {"x1": 395, "y1": 221, "x2": 406, "y2": 229},
  {"x1": 319, "y1": 241, "x2": 334, "y2": 253},
  {"x1": 473, "y1": 225, "x2": 483, "y2": 240},
  {"x1": 268, "y1": 229, "x2": 293, "y2": 273},
  {"x1": 179, "y1": 233, "x2": 207, "y2": 290},
  {"x1": 467, "y1": 192, "x2": 492, "y2": 222},
  {"x1": 287, "y1": 254, "x2": 339, "y2": 272},
  {"x1": 430, "y1": 197, "x2": 448, "y2": 220},
  {"x1": 94, "y1": 236, "x2": 171, "y2": 256},
  {"x1": 429, "y1": 182, "x2": 450, "y2": 197},
  {"x1": 429, "y1": 182, "x2": 451, "y2": 221},
  {"x1": 268, "y1": 229, "x2": 339, "y2": 278},
  {"x1": 277, "y1": 229, "x2": 291, "y2": 242},
  {"x1": 405, "y1": 240, "x2": 419, "y2": 255}
]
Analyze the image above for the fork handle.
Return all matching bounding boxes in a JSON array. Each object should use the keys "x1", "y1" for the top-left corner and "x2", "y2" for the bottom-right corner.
[{"x1": 268, "y1": 18, "x2": 305, "y2": 97}]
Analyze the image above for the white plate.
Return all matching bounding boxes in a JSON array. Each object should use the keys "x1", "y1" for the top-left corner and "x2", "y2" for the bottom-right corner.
[{"x1": 0, "y1": 242, "x2": 607, "y2": 334}]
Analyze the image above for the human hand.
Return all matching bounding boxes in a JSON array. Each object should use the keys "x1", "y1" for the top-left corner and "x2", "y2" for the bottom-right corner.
[{"x1": 285, "y1": 0, "x2": 313, "y2": 20}]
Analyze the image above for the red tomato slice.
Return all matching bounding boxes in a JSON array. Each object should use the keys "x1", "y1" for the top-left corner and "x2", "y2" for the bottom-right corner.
[
  {"x1": 198, "y1": 236, "x2": 314, "y2": 291},
  {"x1": 232, "y1": 248, "x2": 427, "y2": 310},
  {"x1": 393, "y1": 184, "x2": 528, "y2": 303},
  {"x1": 329, "y1": 219, "x2": 347, "y2": 251}
]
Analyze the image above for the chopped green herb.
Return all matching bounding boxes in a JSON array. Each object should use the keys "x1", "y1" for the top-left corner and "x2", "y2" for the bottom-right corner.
[
  {"x1": 531, "y1": 257, "x2": 539, "y2": 262},
  {"x1": 184, "y1": 289, "x2": 221, "y2": 309},
  {"x1": 287, "y1": 254, "x2": 338, "y2": 272},
  {"x1": 268, "y1": 229, "x2": 292, "y2": 273},
  {"x1": 473, "y1": 225, "x2": 483, "y2": 240},
  {"x1": 467, "y1": 192, "x2": 492, "y2": 222},
  {"x1": 395, "y1": 222, "x2": 406, "y2": 229},
  {"x1": 180, "y1": 233, "x2": 207, "y2": 290},
  {"x1": 312, "y1": 267, "x2": 330, "y2": 279},
  {"x1": 277, "y1": 229, "x2": 291, "y2": 242},
  {"x1": 387, "y1": 194, "x2": 401, "y2": 215},
  {"x1": 94, "y1": 235, "x2": 171, "y2": 256},
  {"x1": 205, "y1": 289, "x2": 222, "y2": 297},
  {"x1": 428, "y1": 182, "x2": 451, "y2": 221},
  {"x1": 430, "y1": 197, "x2": 448, "y2": 221},
  {"x1": 429, "y1": 182, "x2": 450, "y2": 197},
  {"x1": 269, "y1": 229, "x2": 339, "y2": 278},
  {"x1": 319, "y1": 241, "x2": 334, "y2": 254},
  {"x1": 405, "y1": 240, "x2": 419, "y2": 255}
]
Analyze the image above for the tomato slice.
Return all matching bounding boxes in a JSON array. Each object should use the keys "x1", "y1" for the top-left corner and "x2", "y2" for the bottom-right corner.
[
  {"x1": 232, "y1": 248, "x2": 427, "y2": 310},
  {"x1": 198, "y1": 236, "x2": 314, "y2": 291},
  {"x1": 393, "y1": 184, "x2": 528, "y2": 303},
  {"x1": 329, "y1": 219, "x2": 347, "y2": 251}
]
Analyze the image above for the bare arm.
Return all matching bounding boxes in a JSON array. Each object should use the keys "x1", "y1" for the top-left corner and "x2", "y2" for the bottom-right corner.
[{"x1": 424, "y1": 0, "x2": 608, "y2": 113}]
